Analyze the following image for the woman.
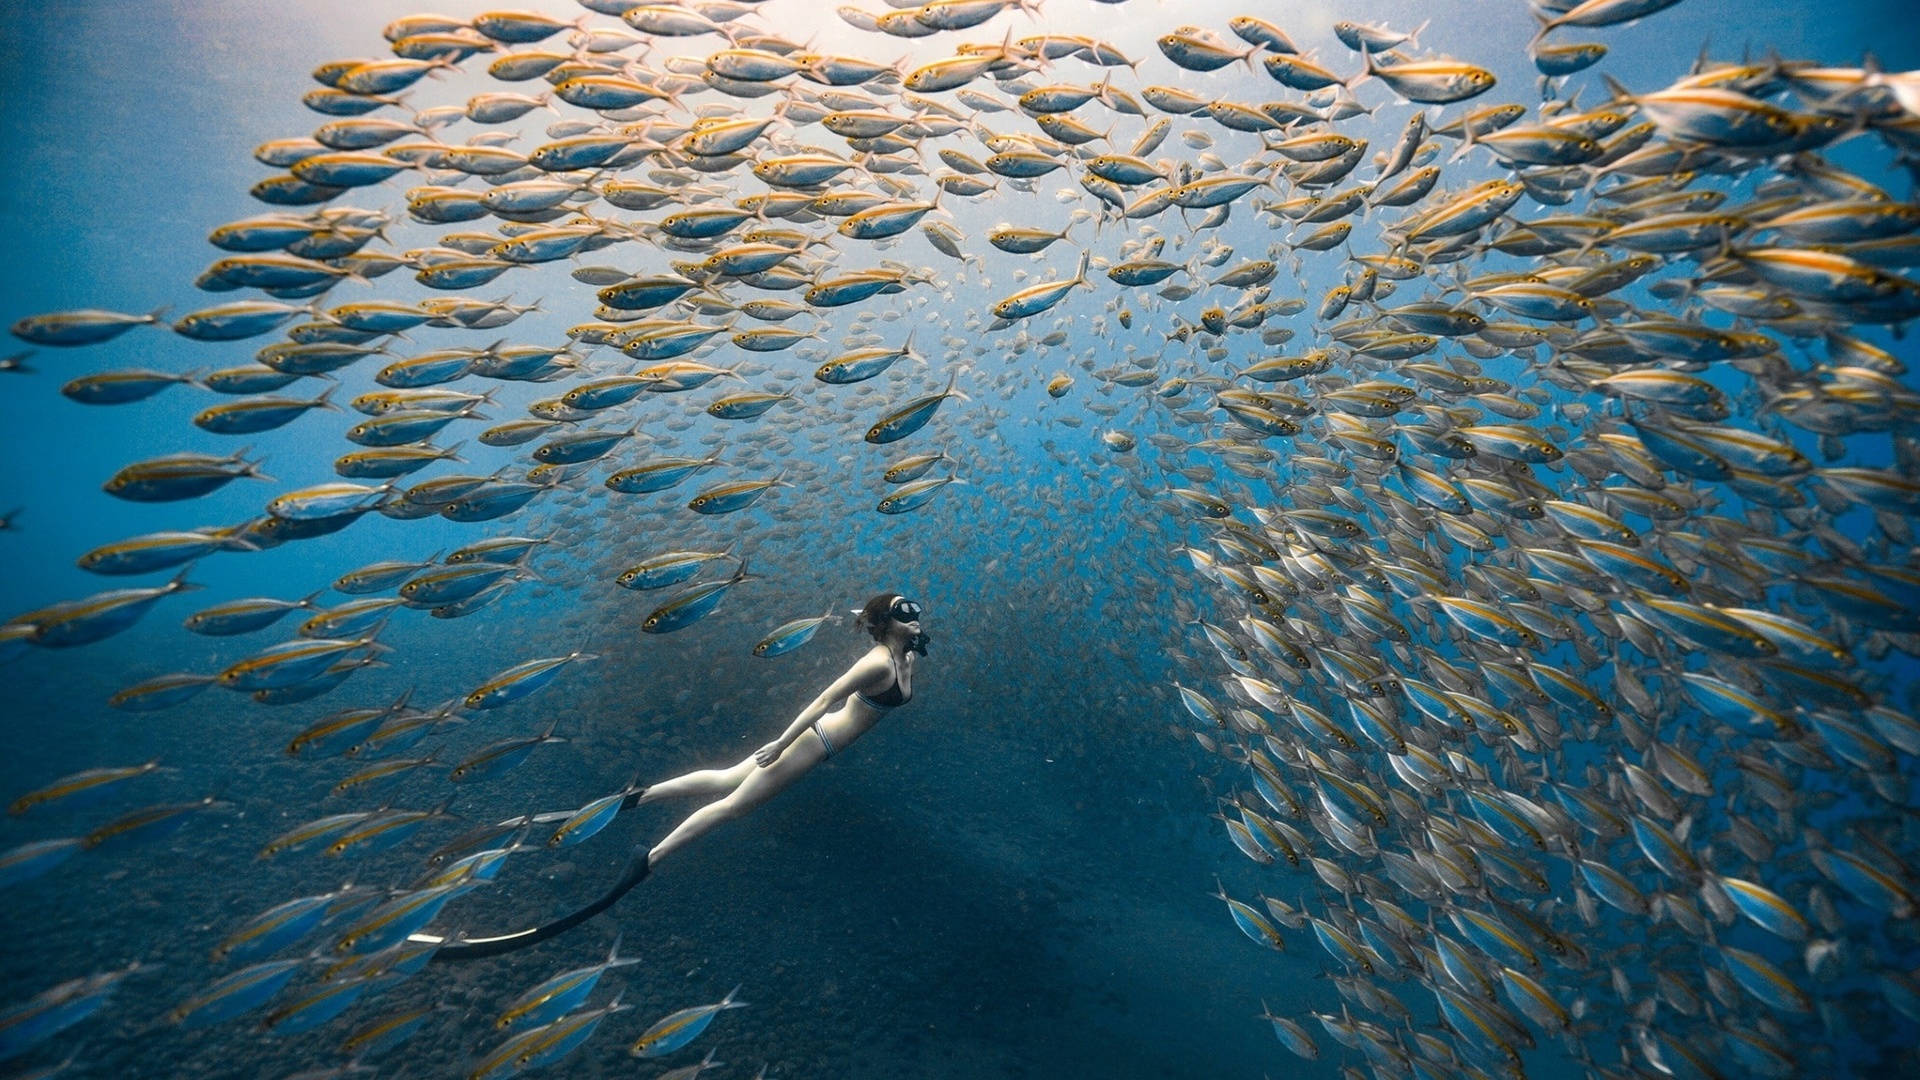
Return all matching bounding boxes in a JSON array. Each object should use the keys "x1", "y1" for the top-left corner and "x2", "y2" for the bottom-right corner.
[
  {"x1": 637, "y1": 592, "x2": 924, "y2": 863},
  {"x1": 421, "y1": 593, "x2": 926, "y2": 962}
]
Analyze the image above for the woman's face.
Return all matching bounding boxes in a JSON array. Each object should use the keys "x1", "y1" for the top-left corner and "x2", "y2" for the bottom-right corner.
[{"x1": 885, "y1": 596, "x2": 922, "y2": 643}]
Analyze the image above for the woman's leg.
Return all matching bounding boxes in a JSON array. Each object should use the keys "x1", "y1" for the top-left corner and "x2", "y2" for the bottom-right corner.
[
  {"x1": 646, "y1": 732, "x2": 825, "y2": 865},
  {"x1": 633, "y1": 755, "x2": 756, "y2": 805}
]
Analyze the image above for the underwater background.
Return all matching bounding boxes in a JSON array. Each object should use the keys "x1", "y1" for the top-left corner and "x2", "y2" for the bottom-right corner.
[{"x1": 3, "y1": 1, "x2": 1920, "y2": 1078}]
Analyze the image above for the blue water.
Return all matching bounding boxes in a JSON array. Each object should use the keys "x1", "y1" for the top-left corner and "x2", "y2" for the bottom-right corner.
[{"x1": 3, "y1": 1, "x2": 1919, "y2": 1078}]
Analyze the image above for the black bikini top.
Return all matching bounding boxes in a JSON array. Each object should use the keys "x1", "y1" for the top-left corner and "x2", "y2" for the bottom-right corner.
[
  {"x1": 858, "y1": 652, "x2": 911, "y2": 709},
  {"x1": 863, "y1": 678, "x2": 909, "y2": 708}
]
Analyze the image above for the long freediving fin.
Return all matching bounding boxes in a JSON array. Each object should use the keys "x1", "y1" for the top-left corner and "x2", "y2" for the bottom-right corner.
[
  {"x1": 419, "y1": 846, "x2": 650, "y2": 962},
  {"x1": 416, "y1": 787, "x2": 653, "y2": 963}
]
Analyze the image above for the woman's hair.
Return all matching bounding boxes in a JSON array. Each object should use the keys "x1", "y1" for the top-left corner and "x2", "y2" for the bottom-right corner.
[{"x1": 855, "y1": 593, "x2": 899, "y2": 641}]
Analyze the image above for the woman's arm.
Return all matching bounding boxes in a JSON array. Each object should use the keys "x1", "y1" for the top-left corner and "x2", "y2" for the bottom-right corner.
[{"x1": 754, "y1": 653, "x2": 888, "y2": 766}]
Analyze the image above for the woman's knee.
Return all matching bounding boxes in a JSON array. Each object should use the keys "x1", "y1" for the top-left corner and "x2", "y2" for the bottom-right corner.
[{"x1": 717, "y1": 790, "x2": 766, "y2": 818}]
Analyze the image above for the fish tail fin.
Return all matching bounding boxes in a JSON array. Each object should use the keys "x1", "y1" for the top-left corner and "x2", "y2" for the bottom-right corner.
[
  {"x1": 1448, "y1": 120, "x2": 1480, "y2": 165},
  {"x1": 218, "y1": 529, "x2": 263, "y2": 554},
  {"x1": 1531, "y1": 10, "x2": 1558, "y2": 44},
  {"x1": 720, "y1": 984, "x2": 747, "y2": 1009},
  {"x1": 315, "y1": 384, "x2": 342, "y2": 411},
  {"x1": 992, "y1": 24, "x2": 1021, "y2": 65},
  {"x1": 166, "y1": 564, "x2": 201, "y2": 593},
  {"x1": 1092, "y1": 70, "x2": 1115, "y2": 109},
  {"x1": 145, "y1": 304, "x2": 172, "y2": 325},
  {"x1": 1599, "y1": 73, "x2": 1635, "y2": 107}
]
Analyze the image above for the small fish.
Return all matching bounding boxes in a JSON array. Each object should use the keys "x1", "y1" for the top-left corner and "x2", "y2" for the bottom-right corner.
[
  {"x1": 325, "y1": 802, "x2": 456, "y2": 859},
  {"x1": 61, "y1": 367, "x2": 199, "y2": 405},
  {"x1": 629, "y1": 984, "x2": 748, "y2": 1058},
  {"x1": 753, "y1": 609, "x2": 838, "y2": 657},
  {"x1": 286, "y1": 690, "x2": 413, "y2": 757},
  {"x1": 213, "y1": 887, "x2": 356, "y2": 963},
  {"x1": 11, "y1": 307, "x2": 167, "y2": 347},
  {"x1": 329, "y1": 882, "x2": 480, "y2": 956},
  {"x1": 463, "y1": 651, "x2": 597, "y2": 710},
  {"x1": 184, "y1": 592, "x2": 321, "y2": 636},
  {"x1": 815, "y1": 332, "x2": 925, "y2": 384},
  {"x1": 687, "y1": 474, "x2": 787, "y2": 515},
  {"x1": 0, "y1": 837, "x2": 83, "y2": 891},
  {"x1": 548, "y1": 784, "x2": 640, "y2": 849},
  {"x1": 877, "y1": 475, "x2": 967, "y2": 514},
  {"x1": 0, "y1": 963, "x2": 143, "y2": 1059},
  {"x1": 217, "y1": 636, "x2": 382, "y2": 692},
  {"x1": 108, "y1": 672, "x2": 218, "y2": 712},
  {"x1": 14, "y1": 567, "x2": 201, "y2": 647},
  {"x1": 9, "y1": 761, "x2": 161, "y2": 815},
  {"x1": 496, "y1": 936, "x2": 639, "y2": 1031},
  {"x1": 449, "y1": 720, "x2": 567, "y2": 783},
  {"x1": 865, "y1": 372, "x2": 972, "y2": 444},
  {"x1": 991, "y1": 251, "x2": 1093, "y2": 320},
  {"x1": 642, "y1": 563, "x2": 756, "y2": 634},
  {"x1": 339, "y1": 1003, "x2": 441, "y2": 1058},
  {"x1": 168, "y1": 959, "x2": 306, "y2": 1029}
]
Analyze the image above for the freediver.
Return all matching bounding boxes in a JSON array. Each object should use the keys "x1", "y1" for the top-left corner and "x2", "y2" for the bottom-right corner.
[{"x1": 425, "y1": 594, "x2": 926, "y2": 961}]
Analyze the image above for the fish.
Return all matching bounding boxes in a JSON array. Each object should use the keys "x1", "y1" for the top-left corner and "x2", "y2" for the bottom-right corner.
[
  {"x1": 330, "y1": 882, "x2": 481, "y2": 955},
  {"x1": 10, "y1": 307, "x2": 168, "y2": 346},
  {"x1": 339, "y1": 1003, "x2": 441, "y2": 1058},
  {"x1": 687, "y1": 474, "x2": 787, "y2": 514},
  {"x1": 216, "y1": 636, "x2": 383, "y2": 692},
  {"x1": 108, "y1": 672, "x2": 218, "y2": 712},
  {"x1": 495, "y1": 936, "x2": 639, "y2": 1030},
  {"x1": 504, "y1": 991, "x2": 632, "y2": 1072},
  {"x1": 990, "y1": 251, "x2": 1093, "y2": 320},
  {"x1": 0, "y1": 963, "x2": 142, "y2": 1059},
  {"x1": 628, "y1": 984, "x2": 747, "y2": 1058},
  {"x1": 12, "y1": 567, "x2": 201, "y2": 648},
  {"x1": 752, "y1": 609, "x2": 837, "y2": 657},
  {"x1": 8, "y1": 761, "x2": 161, "y2": 815},
  {"x1": 167, "y1": 960, "x2": 306, "y2": 1029},
  {"x1": 814, "y1": 332, "x2": 925, "y2": 384},
  {"x1": 449, "y1": 719, "x2": 567, "y2": 783},
  {"x1": 213, "y1": 887, "x2": 357, "y2": 963},
  {"x1": 546, "y1": 784, "x2": 639, "y2": 850},
  {"x1": 0, "y1": 838, "x2": 84, "y2": 891},
  {"x1": 641, "y1": 561, "x2": 757, "y2": 634},
  {"x1": 877, "y1": 475, "x2": 966, "y2": 514},
  {"x1": 61, "y1": 367, "x2": 200, "y2": 406},
  {"x1": 865, "y1": 372, "x2": 972, "y2": 443}
]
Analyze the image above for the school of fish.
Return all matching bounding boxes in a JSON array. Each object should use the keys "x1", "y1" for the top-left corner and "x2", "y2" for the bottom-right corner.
[{"x1": 5, "y1": 0, "x2": 1920, "y2": 1077}]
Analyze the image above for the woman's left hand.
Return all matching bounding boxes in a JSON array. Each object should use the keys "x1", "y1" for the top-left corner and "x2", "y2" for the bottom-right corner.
[{"x1": 753, "y1": 741, "x2": 783, "y2": 767}]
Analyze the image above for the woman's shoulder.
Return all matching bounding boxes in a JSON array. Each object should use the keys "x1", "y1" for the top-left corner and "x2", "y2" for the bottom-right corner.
[{"x1": 848, "y1": 644, "x2": 893, "y2": 674}]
